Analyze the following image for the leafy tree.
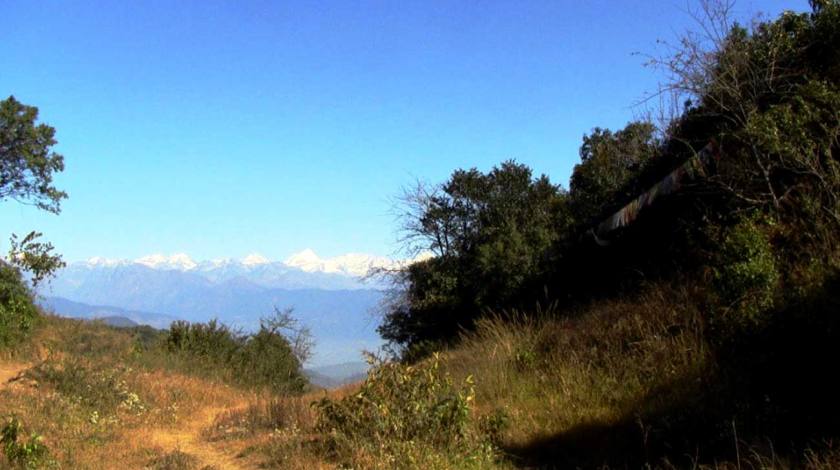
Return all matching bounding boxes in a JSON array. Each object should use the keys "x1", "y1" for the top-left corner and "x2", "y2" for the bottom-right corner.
[
  {"x1": 164, "y1": 308, "x2": 312, "y2": 393},
  {"x1": 382, "y1": 1, "x2": 840, "y2": 359},
  {"x1": 0, "y1": 263, "x2": 39, "y2": 347},
  {"x1": 568, "y1": 121, "x2": 660, "y2": 222},
  {"x1": 0, "y1": 96, "x2": 67, "y2": 346},
  {"x1": 0, "y1": 96, "x2": 66, "y2": 283},
  {"x1": 1, "y1": 96, "x2": 66, "y2": 213},
  {"x1": 381, "y1": 161, "x2": 568, "y2": 355},
  {"x1": 7, "y1": 232, "x2": 64, "y2": 288}
]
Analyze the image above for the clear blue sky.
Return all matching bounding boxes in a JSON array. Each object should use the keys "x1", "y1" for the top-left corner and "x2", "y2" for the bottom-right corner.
[{"x1": 1, "y1": 0, "x2": 808, "y2": 262}]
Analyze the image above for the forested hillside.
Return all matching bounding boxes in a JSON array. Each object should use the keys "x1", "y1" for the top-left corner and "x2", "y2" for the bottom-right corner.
[{"x1": 380, "y1": 0, "x2": 840, "y2": 359}]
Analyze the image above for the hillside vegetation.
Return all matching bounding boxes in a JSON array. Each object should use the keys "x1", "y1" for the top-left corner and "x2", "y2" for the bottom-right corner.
[{"x1": 2, "y1": 2, "x2": 840, "y2": 469}]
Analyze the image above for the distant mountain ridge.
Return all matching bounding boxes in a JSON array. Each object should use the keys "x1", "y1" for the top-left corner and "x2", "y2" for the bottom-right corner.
[
  {"x1": 78, "y1": 249, "x2": 423, "y2": 288},
  {"x1": 37, "y1": 249, "x2": 432, "y2": 366},
  {"x1": 37, "y1": 251, "x2": 406, "y2": 366},
  {"x1": 304, "y1": 361, "x2": 369, "y2": 389},
  {"x1": 39, "y1": 296, "x2": 179, "y2": 329}
]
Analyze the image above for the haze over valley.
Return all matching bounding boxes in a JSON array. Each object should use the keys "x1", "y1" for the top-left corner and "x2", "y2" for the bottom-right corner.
[{"x1": 38, "y1": 249, "x2": 412, "y2": 367}]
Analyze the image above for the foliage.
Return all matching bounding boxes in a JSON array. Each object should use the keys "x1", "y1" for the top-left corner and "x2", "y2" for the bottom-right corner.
[
  {"x1": 0, "y1": 96, "x2": 66, "y2": 213},
  {"x1": 569, "y1": 121, "x2": 660, "y2": 221},
  {"x1": 166, "y1": 319, "x2": 241, "y2": 365},
  {"x1": 235, "y1": 323, "x2": 308, "y2": 394},
  {"x1": 258, "y1": 307, "x2": 314, "y2": 365},
  {"x1": 162, "y1": 310, "x2": 310, "y2": 393},
  {"x1": 382, "y1": 1, "x2": 840, "y2": 358},
  {"x1": 7, "y1": 232, "x2": 65, "y2": 288},
  {"x1": 712, "y1": 215, "x2": 779, "y2": 327},
  {"x1": 315, "y1": 353, "x2": 495, "y2": 468},
  {"x1": 0, "y1": 96, "x2": 66, "y2": 347},
  {"x1": 381, "y1": 161, "x2": 569, "y2": 352},
  {"x1": 1, "y1": 418, "x2": 50, "y2": 469},
  {"x1": 0, "y1": 262, "x2": 40, "y2": 348}
]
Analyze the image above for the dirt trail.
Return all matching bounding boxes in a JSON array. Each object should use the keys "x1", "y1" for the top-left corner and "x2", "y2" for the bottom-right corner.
[
  {"x1": 149, "y1": 405, "x2": 246, "y2": 470},
  {"x1": 0, "y1": 361, "x2": 29, "y2": 388}
]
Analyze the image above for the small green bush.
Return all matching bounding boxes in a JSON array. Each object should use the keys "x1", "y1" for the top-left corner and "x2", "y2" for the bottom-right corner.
[
  {"x1": 1, "y1": 417, "x2": 50, "y2": 469},
  {"x1": 478, "y1": 407, "x2": 510, "y2": 446},
  {"x1": 713, "y1": 216, "x2": 780, "y2": 327},
  {"x1": 315, "y1": 353, "x2": 495, "y2": 469},
  {"x1": 0, "y1": 262, "x2": 40, "y2": 348},
  {"x1": 234, "y1": 327, "x2": 307, "y2": 394}
]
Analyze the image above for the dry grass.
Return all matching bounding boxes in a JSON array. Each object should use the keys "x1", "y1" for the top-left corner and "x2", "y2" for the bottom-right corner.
[
  {"x1": 438, "y1": 284, "x2": 713, "y2": 468},
  {"x1": 3, "y1": 293, "x2": 839, "y2": 469},
  {"x1": 0, "y1": 314, "x2": 361, "y2": 468},
  {"x1": 0, "y1": 316, "x2": 256, "y2": 469}
]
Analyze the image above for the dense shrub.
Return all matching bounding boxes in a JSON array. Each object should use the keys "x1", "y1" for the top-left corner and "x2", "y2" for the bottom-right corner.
[
  {"x1": 162, "y1": 313, "x2": 308, "y2": 394},
  {"x1": 166, "y1": 319, "x2": 241, "y2": 365},
  {"x1": 711, "y1": 215, "x2": 780, "y2": 328},
  {"x1": 1, "y1": 418, "x2": 51, "y2": 469},
  {"x1": 0, "y1": 262, "x2": 40, "y2": 348},
  {"x1": 315, "y1": 354, "x2": 495, "y2": 469},
  {"x1": 234, "y1": 327, "x2": 307, "y2": 393}
]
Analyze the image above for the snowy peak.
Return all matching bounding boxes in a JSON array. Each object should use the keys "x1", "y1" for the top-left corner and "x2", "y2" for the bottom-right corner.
[
  {"x1": 329, "y1": 253, "x2": 394, "y2": 277},
  {"x1": 242, "y1": 253, "x2": 270, "y2": 266},
  {"x1": 75, "y1": 250, "x2": 430, "y2": 282},
  {"x1": 284, "y1": 249, "x2": 320, "y2": 269},
  {"x1": 284, "y1": 249, "x2": 396, "y2": 277},
  {"x1": 284, "y1": 249, "x2": 325, "y2": 273},
  {"x1": 85, "y1": 256, "x2": 128, "y2": 268},
  {"x1": 134, "y1": 253, "x2": 197, "y2": 271}
]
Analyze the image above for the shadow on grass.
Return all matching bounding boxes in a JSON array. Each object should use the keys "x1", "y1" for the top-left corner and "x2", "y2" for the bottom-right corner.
[{"x1": 502, "y1": 275, "x2": 840, "y2": 469}]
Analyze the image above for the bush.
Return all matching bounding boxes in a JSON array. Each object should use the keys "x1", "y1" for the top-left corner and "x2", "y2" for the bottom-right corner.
[
  {"x1": 712, "y1": 216, "x2": 780, "y2": 328},
  {"x1": 0, "y1": 262, "x2": 40, "y2": 348},
  {"x1": 166, "y1": 319, "x2": 241, "y2": 366},
  {"x1": 161, "y1": 312, "x2": 309, "y2": 394},
  {"x1": 1, "y1": 418, "x2": 51, "y2": 469},
  {"x1": 315, "y1": 353, "x2": 495, "y2": 469},
  {"x1": 234, "y1": 327, "x2": 307, "y2": 394}
]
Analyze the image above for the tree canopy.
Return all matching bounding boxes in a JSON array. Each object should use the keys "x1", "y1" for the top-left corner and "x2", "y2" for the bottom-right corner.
[
  {"x1": 0, "y1": 96, "x2": 66, "y2": 213},
  {"x1": 0, "y1": 96, "x2": 66, "y2": 285},
  {"x1": 380, "y1": 1, "x2": 840, "y2": 358},
  {"x1": 380, "y1": 161, "x2": 568, "y2": 355}
]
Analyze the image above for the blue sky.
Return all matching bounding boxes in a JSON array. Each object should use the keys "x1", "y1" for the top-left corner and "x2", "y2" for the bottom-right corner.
[{"x1": 1, "y1": 0, "x2": 808, "y2": 262}]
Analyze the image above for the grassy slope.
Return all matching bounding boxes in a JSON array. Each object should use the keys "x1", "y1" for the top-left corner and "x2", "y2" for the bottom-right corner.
[
  {"x1": 3, "y1": 285, "x2": 840, "y2": 470},
  {"x1": 0, "y1": 315, "x2": 342, "y2": 469},
  {"x1": 440, "y1": 281, "x2": 840, "y2": 469}
]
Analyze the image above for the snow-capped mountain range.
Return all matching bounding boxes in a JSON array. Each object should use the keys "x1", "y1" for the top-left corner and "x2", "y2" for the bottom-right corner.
[
  {"x1": 36, "y1": 249, "x2": 432, "y2": 366},
  {"x1": 78, "y1": 249, "x2": 420, "y2": 288}
]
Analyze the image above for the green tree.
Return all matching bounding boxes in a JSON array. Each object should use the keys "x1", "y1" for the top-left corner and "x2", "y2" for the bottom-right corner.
[
  {"x1": 382, "y1": 161, "x2": 568, "y2": 356},
  {"x1": 0, "y1": 96, "x2": 66, "y2": 282},
  {"x1": 0, "y1": 96, "x2": 67, "y2": 346},
  {"x1": 1, "y1": 96, "x2": 66, "y2": 213},
  {"x1": 568, "y1": 121, "x2": 660, "y2": 222}
]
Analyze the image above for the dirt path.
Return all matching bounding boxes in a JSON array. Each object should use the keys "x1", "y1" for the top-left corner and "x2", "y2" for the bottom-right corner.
[
  {"x1": 149, "y1": 405, "x2": 246, "y2": 470},
  {"x1": 0, "y1": 361, "x2": 29, "y2": 388}
]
